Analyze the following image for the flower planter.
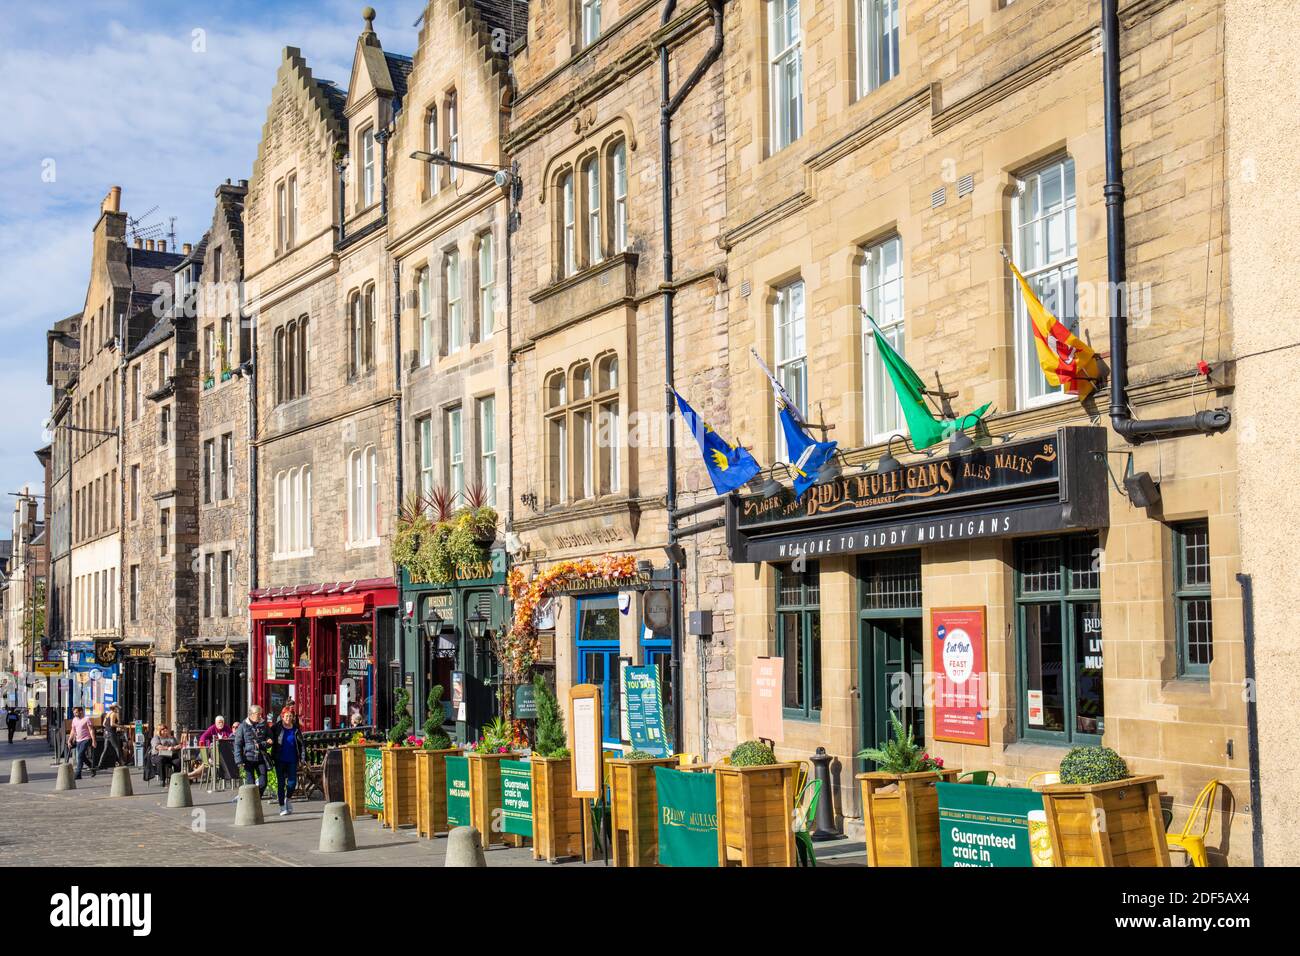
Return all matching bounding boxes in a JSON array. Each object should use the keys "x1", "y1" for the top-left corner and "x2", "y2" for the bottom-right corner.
[
  {"x1": 220, "y1": 370, "x2": 233, "y2": 382},
  {"x1": 531, "y1": 755, "x2": 585, "y2": 862},
  {"x1": 340, "y1": 742, "x2": 377, "y2": 819},
  {"x1": 609, "y1": 756, "x2": 677, "y2": 867},
  {"x1": 1038, "y1": 775, "x2": 1170, "y2": 867},
  {"x1": 467, "y1": 751, "x2": 524, "y2": 848},
  {"x1": 202, "y1": 376, "x2": 214, "y2": 390},
  {"x1": 414, "y1": 747, "x2": 463, "y2": 838},
  {"x1": 715, "y1": 762, "x2": 799, "y2": 867},
  {"x1": 857, "y1": 768, "x2": 961, "y2": 867},
  {"x1": 381, "y1": 746, "x2": 419, "y2": 830}
]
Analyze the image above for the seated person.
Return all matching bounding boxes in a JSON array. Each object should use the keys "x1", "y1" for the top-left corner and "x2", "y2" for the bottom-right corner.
[
  {"x1": 198, "y1": 715, "x2": 232, "y2": 746},
  {"x1": 151, "y1": 725, "x2": 180, "y2": 784}
]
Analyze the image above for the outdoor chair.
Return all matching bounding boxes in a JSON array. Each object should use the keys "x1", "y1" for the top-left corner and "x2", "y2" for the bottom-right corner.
[
  {"x1": 1026, "y1": 770, "x2": 1059, "y2": 788},
  {"x1": 959, "y1": 770, "x2": 997, "y2": 786},
  {"x1": 1167, "y1": 778, "x2": 1219, "y2": 867},
  {"x1": 794, "y1": 779, "x2": 822, "y2": 867}
]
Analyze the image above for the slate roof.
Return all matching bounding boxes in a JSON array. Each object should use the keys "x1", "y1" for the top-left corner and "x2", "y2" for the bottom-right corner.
[
  {"x1": 317, "y1": 79, "x2": 349, "y2": 127},
  {"x1": 475, "y1": 0, "x2": 529, "y2": 50},
  {"x1": 385, "y1": 52, "x2": 413, "y2": 101}
]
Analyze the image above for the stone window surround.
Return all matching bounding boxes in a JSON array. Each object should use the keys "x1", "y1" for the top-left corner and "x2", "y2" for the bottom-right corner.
[
  {"x1": 410, "y1": 389, "x2": 498, "y2": 508},
  {"x1": 346, "y1": 443, "x2": 381, "y2": 549},
  {"x1": 405, "y1": 232, "x2": 500, "y2": 367},
  {"x1": 273, "y1": 171, "x2": 298, "y2": 254},
  {"x1": 346, "y1": 281, "x2": 378, "y2": 380},
  {"x1": 543, "y1": 350, "x2": 622, "y2": 507},
  {"x1": 542, "y1": 124, "x2": 634, "y2": 286}
]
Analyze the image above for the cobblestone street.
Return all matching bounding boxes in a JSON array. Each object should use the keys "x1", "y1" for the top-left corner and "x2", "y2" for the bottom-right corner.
[{"x1": 0, "y1": 737, "x2": 865, "y2": 868}]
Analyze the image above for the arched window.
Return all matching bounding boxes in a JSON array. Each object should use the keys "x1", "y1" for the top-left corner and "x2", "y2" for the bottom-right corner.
[
  {"x1": 296, "y1": 316, "x2": 309, "y2": 397},
  {"x1": 583, "y1": 156, "x2": 602, "y2": 266},
  {"x1": 348, "y1": 446, "x2": 379, "y2": 544},
  {"x1": 363, "y1": 283, "x2": 376, "y2": 371},
  {"x1": 545, "y1": 371, "x2": 568, "y2": 505},
  {"x1": 596, "y1": 354, "x2": 621, "y2": 494},
  {"x1": 348, "y1": 292, "x2": 363, "y2": 377},
  {"x1": 559, "y1": 170, "x2": 576, "y2": 277},
  {"x1": 610, "y1": 139, "x2": 628, "y2": 253}
]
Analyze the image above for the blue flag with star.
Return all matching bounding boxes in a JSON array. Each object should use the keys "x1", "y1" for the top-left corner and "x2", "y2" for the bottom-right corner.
[
  {"x1": 779, "y1": 407, "x2": 837, "y2": 500},
  {"x1": 674, "y1": 390, "x2": 762, "y2": 495}
]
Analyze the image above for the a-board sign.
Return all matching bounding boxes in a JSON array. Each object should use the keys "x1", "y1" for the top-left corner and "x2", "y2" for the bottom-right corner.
[
  {"x1": 445, "y1": 755, "x2": 471, "y2": 827},
  {"x1": 937, "y1": 783, "x2": 1047, "y2": 867},
  {"x1": 501, "y1": 759, "x2": 533, "y2": 837},
  {"x1": 569, "y1": 683, "x2": 603, "y2": 800}
]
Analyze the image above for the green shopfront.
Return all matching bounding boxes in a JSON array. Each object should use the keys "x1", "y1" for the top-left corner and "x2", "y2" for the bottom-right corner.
[{"x1": 399, "y1": 550, "x2": 509, "y2": 744}]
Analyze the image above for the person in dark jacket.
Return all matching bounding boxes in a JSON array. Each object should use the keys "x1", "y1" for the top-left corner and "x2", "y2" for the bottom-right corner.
[
  {"x1": 270, "y1": 707, "x2": 304, "y2": 815},
  {"x1": 232, "y1": 705, "x2": 271, "y2": 798}
]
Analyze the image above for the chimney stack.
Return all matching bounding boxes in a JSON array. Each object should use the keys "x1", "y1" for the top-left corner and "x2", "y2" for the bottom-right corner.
[
  {"x1": 145, "y1": 240, "x2": 154, "y2": 251},
  {"x1": 134, "y1": 238, "x2": 143, "y2": 249},
  {"x1": 103, "y1": 186, "x2": 121, "y2": 214},
  {"x1": 182, "y1": 243, "x2": 192, "y2": 255}
]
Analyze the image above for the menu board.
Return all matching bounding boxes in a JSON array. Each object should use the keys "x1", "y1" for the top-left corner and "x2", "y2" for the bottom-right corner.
[
  {"x1": 931, "y1": 607, "x2": 989, "y2": 746},
  {"x1": 569, "y1": 684, "x2": 602, "y2": 800}
]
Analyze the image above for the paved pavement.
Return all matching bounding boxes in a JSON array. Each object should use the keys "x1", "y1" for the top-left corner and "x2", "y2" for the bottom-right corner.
[{"x1": 0, "y1": 736, "x2": 865, "y2": 867}]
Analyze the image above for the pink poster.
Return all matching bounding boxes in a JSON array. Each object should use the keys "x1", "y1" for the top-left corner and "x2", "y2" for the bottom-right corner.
[{"x1": 752, "y1": 657, "x2": 784, "y2": 742}]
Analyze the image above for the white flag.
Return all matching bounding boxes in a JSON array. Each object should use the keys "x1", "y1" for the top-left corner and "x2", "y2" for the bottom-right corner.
[{"x1": 750, "y1": 347, "x2": 807, "y2": 429}]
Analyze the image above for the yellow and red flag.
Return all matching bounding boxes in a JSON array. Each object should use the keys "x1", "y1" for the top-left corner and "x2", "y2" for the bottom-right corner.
[{"x1": 1008, "y1": 259, "x2": 1100, "y2": 401}]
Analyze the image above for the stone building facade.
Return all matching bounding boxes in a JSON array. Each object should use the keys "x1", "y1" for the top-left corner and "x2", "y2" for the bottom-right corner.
[
  {"x1": 386, "y1": 0, "x2": 524, "y2": 732},
  {"x1": 243, "y1": 13, "x2": 410, "y2": 730},
  {"x1": 721, "y1": 0, "x2": 1248, "y2": 862},
  {"x1": 507, "y1": 0, "x2": 738, "y2": 757},
  {"x1": 44, "y1": 314, "x2": 79, "y2": 663}
]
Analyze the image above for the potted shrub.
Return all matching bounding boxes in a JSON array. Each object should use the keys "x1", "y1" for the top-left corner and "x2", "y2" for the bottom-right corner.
[
  {"x1": 1038, "y1": 747, "x2": 1170, "y2": 867},
  {"x1": 528, "y1": 675, "x2": 585, "y2": 862},
  {"x1": 380, "y1": 689, "x2": 419, "y2": 830},
  {"x1": 608, "y1": 749, "x2": 677, "y2": 867},
  {"x1": 414, "y1": 685, "x2": 462, "y2": 839},
  {"x1": 715, "y1": 740, "x2": 799, "y2": 867},
  {"x1": 341, "y1": 730, "x2": 378, "y2": 819},
  {"x1": 855, "y1": 712, "x2": 960, "y2": 867},
  {"x1": 465, "y1": 716, "x2": 522, "y2": 848}
]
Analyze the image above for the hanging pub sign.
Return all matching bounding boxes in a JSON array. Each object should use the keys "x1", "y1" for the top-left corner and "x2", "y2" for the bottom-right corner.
[
  {"x1": 728, "y1": 426, "x2": 1108, "y2": 563},
  {"x1": 931, "y1": 606, "x2": 989, "y2": 746}
]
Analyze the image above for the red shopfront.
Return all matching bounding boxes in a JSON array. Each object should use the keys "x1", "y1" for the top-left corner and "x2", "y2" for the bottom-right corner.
[{"x1": 249, "y1": 579, "x2": 398, "y2": 731}]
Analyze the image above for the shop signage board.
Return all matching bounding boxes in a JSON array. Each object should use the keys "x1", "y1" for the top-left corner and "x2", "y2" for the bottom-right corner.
[
  {"x1": 34, "y1": 661, "x2": 62, "y2": 675},
  {"x1": 751, "y1": 657, "x2": 784, "y2": 742},
  {"x1": 513, "y1": 683, "x2": 538, "y2": 720},
  {"x1": 624, "y1": 665, "x2": 668, "y2": 756},
  {"x1": 937, "y1": 783, "x2": 1045, "y2": 867},
  {"x1": 500, "y1": 759, "x2": 533, "y2": 837},
  {"x1": 569, "y1": 683, "x2": 603, "y2": 800},
  {"x1": 364, "y1": 747, "x2": 384, "y2": 814},
  {"x1": 655, "y1": 767, "x2": 719, "y2": 867},
  {"x1": 445, "y1": 755, "x2": 471, "y2": 827},
  {"x1": 930, "y1": 606, "x2": 989, "y2": 746}
]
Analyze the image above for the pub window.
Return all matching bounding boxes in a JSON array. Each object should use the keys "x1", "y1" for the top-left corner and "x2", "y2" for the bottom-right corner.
[
  {"x1": 1173, "y1": 520, "x2": 1213, "y2": 678},
  {"x1": 774, "y1": 279, "x2": 807, "y2": 457},
  {"x1": 857, "y1": 0, "x2": 901, "y2": 96},
  {"x1": 776, "y1": 561, "x2": 821, "y2": 719},
  {"x1": 1012, "y1": 156, "x2": 1078, "y2": 408},
  {"x1": 861, "y1": 235, "x2": 905, "y2": 443},
  {"x1": 768, "y1": 0, "x2": 803, "y2": 152},
  {"x1": 1016, "y1": 532, "x2": 1103, "y2": 744}
]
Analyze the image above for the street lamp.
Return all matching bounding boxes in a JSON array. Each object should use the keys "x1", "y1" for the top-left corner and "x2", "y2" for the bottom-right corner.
[
  {"x1": 466, "y1": 607, "x2": 490, "y2": 644},
  {"x1": 410, "y1": 150, "x2": 520, "y2": 190}
]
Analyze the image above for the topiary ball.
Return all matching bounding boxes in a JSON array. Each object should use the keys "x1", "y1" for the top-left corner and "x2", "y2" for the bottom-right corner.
[
  {"x1": 730, "y1": 740, "x2": 777, "y2": 767},
  {"x1": 1059, "y1": 746, "x2": 1129, "y2": 785},
  {"x1": 624, "y1": 750, "x2": 655, "y2": 760}
]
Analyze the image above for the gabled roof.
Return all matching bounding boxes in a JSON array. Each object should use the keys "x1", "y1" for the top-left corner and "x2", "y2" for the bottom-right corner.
[{"x1": 250, "y1": 48, "x2": 349, "y2": 187}]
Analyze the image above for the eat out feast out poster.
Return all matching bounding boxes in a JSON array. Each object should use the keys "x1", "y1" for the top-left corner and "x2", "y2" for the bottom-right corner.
[{"x1": 931, "y1": 606, "x2": 989, "y2": 746}]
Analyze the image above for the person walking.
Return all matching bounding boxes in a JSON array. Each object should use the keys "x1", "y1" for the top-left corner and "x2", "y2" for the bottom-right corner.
[
  {"x1": 270, "y1": 707, "x2": 304, "y2": 816},
  {"x1": 95, "y1": 704, "x2": 124, "y2": 771},
  {"x1": 232, "y1": 704, "x2": 270, "y2": 799},
  {"x1": 68, "y1": 707, "x2": 97, "y2": 779},
  {"x1": 5, "y1": 706, "x2": 18, "y2": 744}
]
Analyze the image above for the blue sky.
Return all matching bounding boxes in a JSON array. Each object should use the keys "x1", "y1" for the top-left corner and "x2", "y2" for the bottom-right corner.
[{"x1": 0, "y1": 0, "x2": 425, "y2": 525}]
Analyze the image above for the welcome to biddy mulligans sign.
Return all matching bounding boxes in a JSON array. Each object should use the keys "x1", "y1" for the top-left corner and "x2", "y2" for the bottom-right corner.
[{"x1": 50, "y1": 886, "x2": 151, "y2": 936}]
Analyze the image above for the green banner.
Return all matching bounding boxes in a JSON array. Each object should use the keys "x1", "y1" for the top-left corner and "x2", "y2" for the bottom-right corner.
[
  {"x1": 445, "y1": 755, "x2": 471, "y2": 828},
  {"x1": 501, "y1": 759, "x2": 533, "y2": 838},
  {"x1": 655, "y1": 767, "x2": 718, "y2": 867},
  {"x1": 364, "y1": 748, "x2": 384, "y2": 813},
  {"x1": 937, "y1": 783, "x2": 1044, "y2": 867}
]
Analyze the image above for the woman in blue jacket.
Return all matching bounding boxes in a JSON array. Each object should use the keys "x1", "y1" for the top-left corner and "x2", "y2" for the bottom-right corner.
[{"x1": 270, "y1": 707, "x2": 304, "y2": 815}]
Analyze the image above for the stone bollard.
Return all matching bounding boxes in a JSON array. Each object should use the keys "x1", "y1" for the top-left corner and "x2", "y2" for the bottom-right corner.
[
  {"x1": 110, "y1": 765, "x2": 134, "y2": 798},
  {"x1": 445, "y1": 826, "x2": 487, "y2": 867},
  {"x1": 318, "y1": 801, "x2": 356, "y2": 853},
  {"x1": 8, "y1": 759, "x2": 28, "y2": 784},
  {"x1": 166, "y1": 772, "x2": 193, "y2": 808},
  {"x1": 54, "y1": 763, "x2": 76, "y2": 791},
  {"x1": 234, "y1": 784, "x2": 265, "y2": 826}
]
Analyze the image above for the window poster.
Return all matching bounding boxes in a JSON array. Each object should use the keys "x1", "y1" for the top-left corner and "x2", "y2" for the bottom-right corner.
[{"x1": 931, "y1": 606, "x2": 989, "y2": 746}]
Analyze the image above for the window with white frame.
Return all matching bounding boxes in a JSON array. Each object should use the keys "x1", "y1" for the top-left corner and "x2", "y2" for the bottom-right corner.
[
  {"x1": 611, "y1": 140, "x2": 628, "y2": 253},
  {"x1": 274, "y1": 466, "x2": 312, "y2": 557},
  {"x1": 447, "y1": 407, "x2": 464, "y2": 503},
  {"x1": 584, "y1": 156, "x2": 602, "y2": 266},
  {"x1": 276, "y1": 181, "x2": 287, "y2": 251},
  {"x1": 597, "y1": 354, "x2": 620, "y2": 495},
  {"x1": 546, "y1": 373, "x2": 568, "y2": 505},
  {"x1": 202, "y1": 438, "x2": 215, "y2": 503},
  {"x1": 361, "y1": 126, "x2": 376, "y2": 207},
  {"x1": 561, "y1": 171, "x2": 576, "y2": 277},
  {"x1": 288, "y1": 174, "x2": 298, "y2": 247},
  {"x1": 768, "y1": 0, "x2": 803, "y2": 152},
  {"x1": 205, "y1": 553, "x2": 216, "y2": 617},
  {"x1": 478, "y1": 233, "x2": 495, "y2": 340},
  {"x1": 445, "y1": 252, "x2": 463, "y2": 353},
  {"x1": 425, "y1": 107, "x2": 439, "y2": 196},
  {"x1": 221, "y1": 432, "x2": 234, "y2": 500},
  {"x1": 478, "y1": 396, "x2": 497, "y2": 507},
  {"x1": 417, "y1": 266, "x2": 432, "y2": 366},
  {"x1": 129, "y1": 565, "x2": 139, "y2": 622},
  {"x1": 447, "y1": 93, "x2": 459, "y2": 185},
  {"x1": 1013, "y1": 156, "x2": 1078, "y2": 407},
  {"x1": 221, "y1": 550, "x2": 233, "y2": 617},
  {"x1": 418, "y1": 416, "x2": 434, "y2": 498},
  {"x1": 857, "y1": 0, "x2": 900, "y2": 96},
  {"x1": 349, "y1": 447, "x2": 379, "y2": 545},
  {"x1": 861, "y1": 236, "x2": 905, "y2": 441},
  {"x1": 774, "y1": 279, "x2": 807, "y2": 456},
  {"x1": 581, "y1": 0, "x2": 602, "y2": 46}
]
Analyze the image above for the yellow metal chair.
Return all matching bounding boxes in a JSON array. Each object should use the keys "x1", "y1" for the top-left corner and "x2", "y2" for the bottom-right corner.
[
  {"x1": 1026, "y1": 770, "x2": 1060, "y2": 788},
  {"x1": 791, "y1": 759, "x2": 811, "y2": 798},
  {"x1": 1167, "y1": 779, "x2": 1219, "y2": 867},
  {"x1": 675, "y1": 752, "x2": 700, "y2": 767},
  {"x1": 716, "y1": 754, "x2": 731, "y2": 766}
]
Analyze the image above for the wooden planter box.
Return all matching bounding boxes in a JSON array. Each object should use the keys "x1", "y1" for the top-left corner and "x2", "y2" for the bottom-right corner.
[
  {"x1": 715, "y1": 762, "x2": 799, "y2": 867},
  {"x1": 1039, "y1": 775, "x2": 1170, "y2": 867},
  {"x1": 531, "y1": 756, "x2": 586, "y2": 862},
  {"x1": 857, "y1": 768, "x2": 961, "y2": 867},
  {"x1": 609, "y1": 756, "x2": 677, "y2": 867},
  {"x1": 340, "y1": 743, "x2": 377, "y2": 819},
  {"x1": 467, "y1": 751, "x2": 524, "y2": 848},
  {"x1": 381, "y1": 747, "x2": 419, "y2": 830},
  {"x1": 414, "y1": 747, "x2": 463, "y2": 838}
]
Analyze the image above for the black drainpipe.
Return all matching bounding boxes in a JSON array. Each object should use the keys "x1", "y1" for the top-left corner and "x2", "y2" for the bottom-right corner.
[
  {"x1": 1102, "y1": 0, "x2": 1229, "y2": 444},
  {"x1": 660, "y1": 0, "x2": 725, "y2": 755},
  {"x1": 1235, "y1": 572, "x2": 1265, "y2": 866}
]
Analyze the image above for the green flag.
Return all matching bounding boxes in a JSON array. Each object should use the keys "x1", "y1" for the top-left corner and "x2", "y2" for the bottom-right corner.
[{"x1": 868, "y1": 316, "x2": 990, "y2": 450}]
